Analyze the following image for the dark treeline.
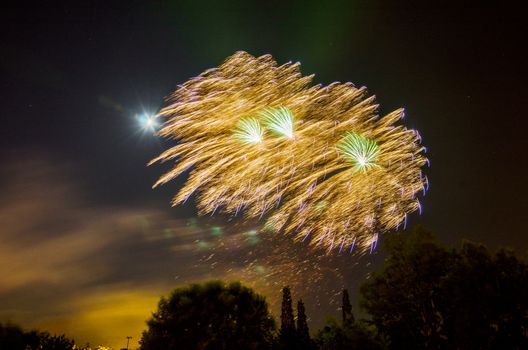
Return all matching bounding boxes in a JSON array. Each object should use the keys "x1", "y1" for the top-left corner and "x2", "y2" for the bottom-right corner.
[
  {"x1": 360, "y1": 226, "x2": 528, "y2": 349},
  {"x1": 2, "y1": 226, "x2": 527, "y2": 349},
  {"x1": 139, "y1": 226, "x2": 528, "y2": 349},
  {"x1": 0, "y1": 324, "x2": 75, "y2": 350}
]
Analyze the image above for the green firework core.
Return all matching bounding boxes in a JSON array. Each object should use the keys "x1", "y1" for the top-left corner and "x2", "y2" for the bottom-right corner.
[
  {"x1": 260, "y1": 107, "x2": 295, "y2": 138},
  {"x1": 337, "y1": 132, "x2": 380, "y2": 171},
  {"x1": 233, "y1": 117, "x2": 264, "y2": 144}
]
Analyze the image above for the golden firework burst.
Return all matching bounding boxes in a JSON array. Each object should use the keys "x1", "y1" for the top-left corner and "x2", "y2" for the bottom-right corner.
[{"x1": 151, "y1": 51, "x2": 428, "y2": 254}]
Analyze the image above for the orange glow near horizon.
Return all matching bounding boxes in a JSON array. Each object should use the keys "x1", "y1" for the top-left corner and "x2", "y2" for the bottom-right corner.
[{"x1": 34, "y1": 289, "x2": 160, "y2": 349}]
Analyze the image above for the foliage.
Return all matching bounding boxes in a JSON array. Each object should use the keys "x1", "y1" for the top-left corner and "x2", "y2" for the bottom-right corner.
[
  {"x1": 39, "y1": 332, "x2": 75, "y2": 349},
  {"x1": 0, "y1": 322, "x2": 37, "y2": 350},
  {"x1": 360, "y1": 226, "x2": 449, "y2": 348},
  {"x1": 0, "y1": 322, "x2": 75, "y2": 350},
  {"x1": 441, "y1": 242, "x2": 528, "y2": 349},
  {"x1": 296, "y1": 299, "x2": 309, "y2": 341},
  {"x1": 277, "y1": 286, "x2": 296, "y2": 349},
  {"x1": 314, "y1": 288, "x2": 385, "y2": 350},
  {"x1": 139, "y1": 280, "x2": 276, "y2": 350},
  {"x1": 360, "y1": 225, "x2": 528, "y2": 349},
  {"x1": 276, "y1": 288, "x2": 316, "y2": 350},
  {"x1": 279, "y1": 286, "x2": 295, "y2": 339},
  {"x1": 341, "y1": 289, "x2": 354, "y2": 326},
  {"x1": 5, "y1": 227, "x2": 528, "y2": 349},
  {"x1": 295, "y1": 299, "x2": 315, "y2": 349},
  {"x1": 315, "y1": 318, "x2": 387, "y2": 350}
]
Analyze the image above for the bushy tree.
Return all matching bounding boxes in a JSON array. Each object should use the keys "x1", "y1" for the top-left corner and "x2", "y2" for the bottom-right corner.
[
  {"x1": 0, "y1": 322, "x2": 36, "y2": 350},
  {"x1": 315, "y1": 288, "x2": 386, "y2": 350},
  {"x1": 38, "y1": 332, "x2": 75, "y2": 349},
  {"x1": 360, "y1": 226, "x2": 450, "y2": 348},
  {"x1": 315, "y1": 318, "x2": 386, "y2": 350},
  {"x1": 0, "y1": 322, "x2": 75, "y2": 350},
  {"x1": 140, "y1": 280, "x2": 276, "y2": 350},
  {"x1": 360, "y1": 225, "x2": 528, "y2": 349},
  {"x1": 441, "y1": 242, "x2": 528, "y2": 349}
]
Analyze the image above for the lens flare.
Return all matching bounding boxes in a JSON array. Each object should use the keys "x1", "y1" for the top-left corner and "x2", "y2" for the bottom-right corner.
[{"x1": 138, "y1": 113, "x2": 158, "y2": 132}]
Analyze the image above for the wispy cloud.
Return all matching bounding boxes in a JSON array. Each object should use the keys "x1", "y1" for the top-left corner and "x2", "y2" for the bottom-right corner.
[
  {"x1": 0, "y1": 158, "x2": 208, "y2": 347},
  {"x1": 0, "y1": 156, "x2": 372, "y2": 348}
]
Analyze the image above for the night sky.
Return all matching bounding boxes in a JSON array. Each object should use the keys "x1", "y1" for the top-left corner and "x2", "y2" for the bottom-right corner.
[{"x1": 1, "y1": 1, "x2": 527, "y2": 348}]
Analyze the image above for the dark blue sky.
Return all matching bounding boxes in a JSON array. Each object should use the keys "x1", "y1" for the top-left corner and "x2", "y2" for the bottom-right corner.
[{"x1": 3, "y1": 1, "x2": 526, "y2": 248}]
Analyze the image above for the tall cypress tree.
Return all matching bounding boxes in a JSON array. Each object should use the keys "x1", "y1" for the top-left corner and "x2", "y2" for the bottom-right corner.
[
  {"x1": 296, "y1": 299, "x2": 310, "y2": 342},
  {"x1": 280, "y1": 286, "x2": 296, "y2": 347},
  {"x1": 342, "y1": 288, "x2": 354, "y2": 326},
  {"x1": 280, "y1": 286, "x2": 295, "y2": 333}
]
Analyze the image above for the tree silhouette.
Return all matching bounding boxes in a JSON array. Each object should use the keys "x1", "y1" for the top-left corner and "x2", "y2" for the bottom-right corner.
[
  {"x1": 279, "y1": 286, "x2": 296, "y2": 342},
  {"x1": 441, "y1": 242, "x2": 528, "y2": 349},
  {"x1": 341, "y1": 289, "x2": 354, "y2": 326},
  {"x1": 277, "y1": 286, "x2": 298, "y2": 349},
  {"x1": 0, "y1": 323, "x2": 75, "y2": 350},
  {"x1": 360, "y1": 225, "x2": 528, "y2": 349},
  {"x1": 140, "y1": 280, "x2": 275, "y2": 350},
  {"x1": 280, "y1": 286, "x2": 295, "y2": 333},
  {"x1": 360, "y1": 226, "x2": 450, "y2": 348},
  {"x1": 0, "y1": 323, "x2": 36, "y2": 350},
  {"x1": 315, "y1": 287, "x2": 385, "y2": 349},
  {"x1": 37, "y1": 333, "x2": 75, "y2": 349},
  {"x1": 315, "y1": 318, "x2": 386, "y2": 350},
  {"x1": 296, "y1": 299, "x2": 314, "y2": 348}
]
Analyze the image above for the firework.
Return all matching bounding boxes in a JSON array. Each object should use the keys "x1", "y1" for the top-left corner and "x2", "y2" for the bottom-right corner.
[
  {"x1": 336, "y1": 132, "x2": 380, "y2": 172},
  {"x1": 151, "y1": 52, "x2": 428, "y2": 253},
  {"x1": 266, "y1": 103, "x2": 427, "y2": 253},
  {"x1": 151, "y1": 51, "x2": 331, "y2": 218},
  {"x1": 233, "y1": 117, "x2": 264, "y2": 144},
  {"x1": 260, "y1": 107, "x2": 295, "y2": 138}
]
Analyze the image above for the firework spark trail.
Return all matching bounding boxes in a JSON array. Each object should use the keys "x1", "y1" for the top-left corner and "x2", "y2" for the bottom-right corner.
[
  {"x1": 267, "y1": 107, "x2": 427, "y2": 254},
  {"x1": 152, "y1": 51, "x2": 428, "y2": 254},
  {"x1": 151, "y1": 52, "x2": 331, "y2": 219},
  {"x1": 190, "y1": 221, "x2": 348, "y2": 315}
]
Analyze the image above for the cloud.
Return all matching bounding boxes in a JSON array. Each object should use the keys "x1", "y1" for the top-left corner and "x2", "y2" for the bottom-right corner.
[
  {"x1": 0, "y1": 158, "x2": 205, "y2": 348},
  {"x1": 0, "y1": 156, "x2": 373, "y2": 348}
]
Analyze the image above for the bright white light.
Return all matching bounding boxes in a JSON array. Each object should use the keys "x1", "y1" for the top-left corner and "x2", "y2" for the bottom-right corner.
[
  {"x1": 260, "y1": 107, "x2": 295, "y2": 139},
  {"x1": 357, "y1": 156, "x2": 367, "y2": 167},
  {"x1": 138, "y1": 113, "x2": 159, "y2": 132},
  {"x1": 233, "y1": 117, "x2": 264, "y2": 144}
]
